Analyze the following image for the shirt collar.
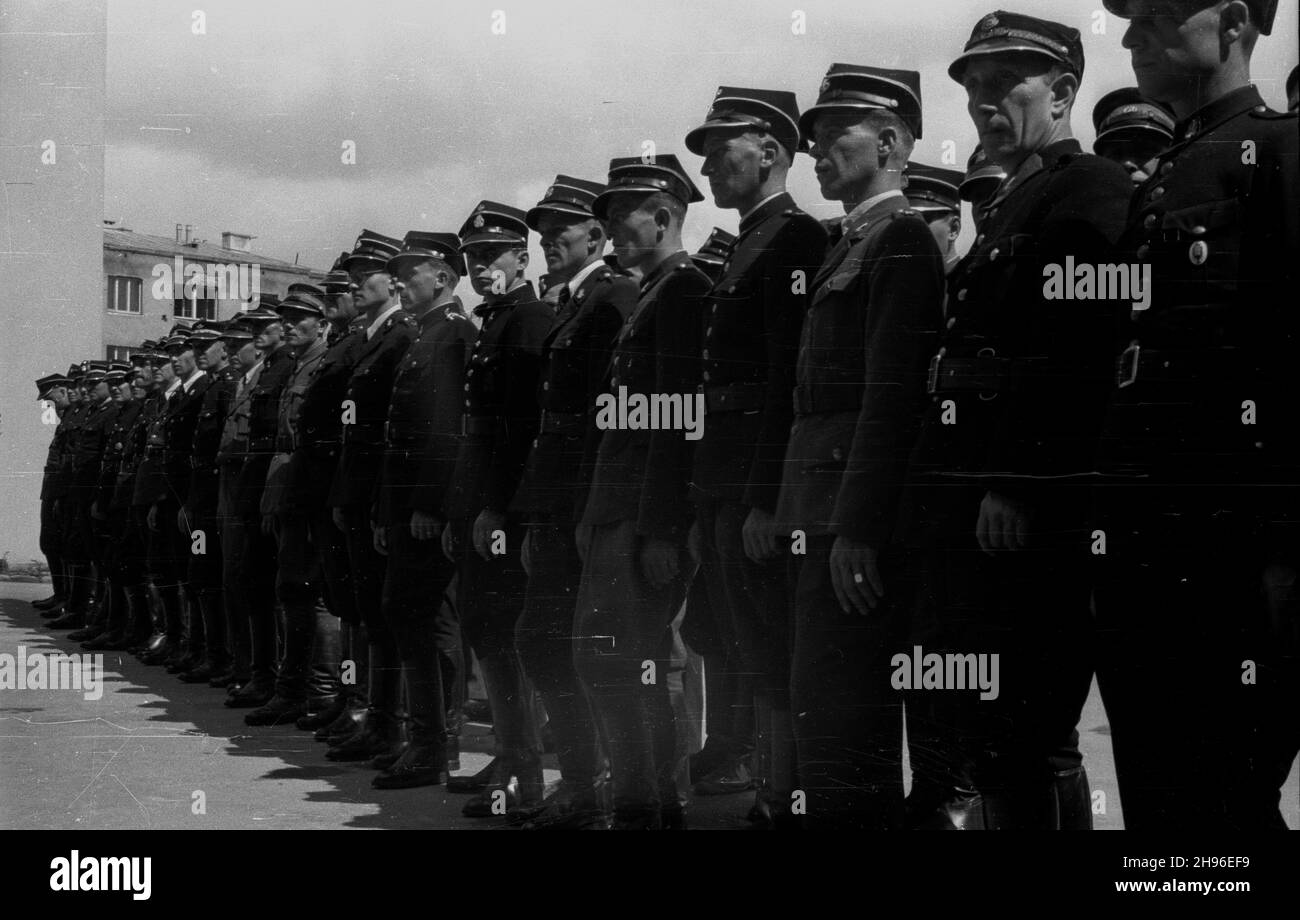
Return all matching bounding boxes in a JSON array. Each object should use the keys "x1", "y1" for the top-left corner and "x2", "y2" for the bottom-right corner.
[
  {"x1": 162, "y1": 378, "x2": 182, "y2": 398},
  {"x1": 739, "y1": 192, "x2": 790, "y2": 234},
  {"x1": 841, "y1": 189, "x2": 905, "y2": 234},
  {"x1": 1175, "y1": 84, "x2": 1263, "y2": 143},
  {"x1": 242, "y1": 360, "x2": 264, "y2": 384},
  {"x1": 179, "y1": 368, "x2": 204, "y2": 394},
  {"x1": 639, "y1": 250, "x2": 691, "y2": 292},
  {"x1": 366, "y1": 301, "x2": 403, "y2": 340},
  {"x1": 564, "y1": 259, "x2": 606, "y2": 297}
]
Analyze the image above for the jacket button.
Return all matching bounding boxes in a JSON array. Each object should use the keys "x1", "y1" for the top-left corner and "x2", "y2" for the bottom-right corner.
[
  {"x1": 989, "y1": 248, "x2": 1000, "y2": 262},
  {"x1": 1188, "y1": 241, "x2": 1208, "y2": 265},
  {"x1": 832, "y1": 447, "x2": 844, "y2": 462},
  {"x1": 702, "y1": 349, "x2": 709, "y2": 359},
  {"x1": 1149, "y1": 186, "x2": 1165, "y2": 200},
  {"x1": 975, "y1": 234, "x2": 984, "y2": 245},
  {"x1": 702, "y1": 371, "x2": 710, "y2": 382},
  {"x1": 1137, "y1": 244, "x2": 1150, "y2": 259},
  {"x1": 542, "y1": 381, "x2": 550, "y2": 390},
  {"x1": 946, "y1": 317, "x2": 956, "y2": 330},
  {"x1": 1160, "y1": 161, "x2": 1173, "y2": 174},
  {"x1": 1143, "y1": 213, "x2": 1157, "y2": 230},
  {"x1": 463, "y1": 384, "x2": 470, "y2": 391},
  {"x1": 726, "y1": 285, "x2": 736, "y2": 293},
  {"x1": 957, "y1": 289, "x2": 968, "y2": 301}
]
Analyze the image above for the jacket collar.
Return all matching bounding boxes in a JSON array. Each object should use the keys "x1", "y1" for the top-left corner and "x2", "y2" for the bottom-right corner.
[
  {"x1": 1174, "y1": 84, "x2": 1263, "y2": 144},
  {"x1": 738, "y1": 190, "x2": 795, "y2": 237},
  {"x1": 473, "y1": 281, "x2": 538, "y2": 319}
]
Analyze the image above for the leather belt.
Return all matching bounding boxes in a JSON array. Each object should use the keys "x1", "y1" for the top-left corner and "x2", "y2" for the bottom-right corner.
[
  {"x1": 1115, "y1": 343, "x2": 1250, "y2": 390},
  {"x1": 539, "y1": 410, "x2": 584, "y2": 434},
  {"x1": 927, "y1": 350, "x2": 1030, "y2": 395},
  {"x1": 792, "y1": 385, "x2": 860, "y2": 416},
  {"x1": 703, "y1": 383, "x2": 765, "y2": 414}
]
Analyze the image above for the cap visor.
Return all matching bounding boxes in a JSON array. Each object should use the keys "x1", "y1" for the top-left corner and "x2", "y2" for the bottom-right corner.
[{"x1": 948, "y1": 42, "x2": 1067, "y2": 82}]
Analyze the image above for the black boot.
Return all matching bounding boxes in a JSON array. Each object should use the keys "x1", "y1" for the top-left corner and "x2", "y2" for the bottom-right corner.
[
  {"x1": 224, "y1": 676, "x2": 275, "y2": 708},
  {"x1": 462, "y1": 755, "x2": 545, "y2": 818},
  {"x1": 245, "y1": 695, "x2": 309, "y2": 727},
  {"x1": 325, "y1": 709, "x2": 403, "y2": 762},
  {"x1": 297, "y1": 692, "x2": 346, "y2": 731}
]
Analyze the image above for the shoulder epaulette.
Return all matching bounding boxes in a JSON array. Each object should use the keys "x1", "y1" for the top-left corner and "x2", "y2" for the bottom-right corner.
[{"x1": 1249, "y1": 105, "x2": 1295, "y2": 120}]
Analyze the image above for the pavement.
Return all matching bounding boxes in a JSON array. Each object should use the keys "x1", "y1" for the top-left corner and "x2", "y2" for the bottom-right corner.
[{"x1": 1, "y1": 580, "x2": 1295, "y2": 830}]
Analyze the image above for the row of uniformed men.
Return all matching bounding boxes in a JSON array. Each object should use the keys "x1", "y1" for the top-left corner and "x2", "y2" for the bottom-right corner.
[{"x1": 32, "y1": 2, "x2": 1299, "y2": 829}]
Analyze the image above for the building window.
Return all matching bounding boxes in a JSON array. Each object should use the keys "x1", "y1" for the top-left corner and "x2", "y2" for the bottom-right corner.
[
  {"x1": 174, "y1": 297, "x2": 216, "y2": 320},
  {"x1": 106, "y1": 275, "x2": 142, "y2": 313},
  {"x1": 106, "y1": 345, "x2": 137, "y2": 363}
]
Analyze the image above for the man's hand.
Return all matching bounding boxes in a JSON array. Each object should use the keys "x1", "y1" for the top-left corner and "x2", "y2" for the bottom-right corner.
[
  {"x1": 472, "y1": 509, "x2": 507, "y2": 561},
  {"x1": 373, "y1": 524, "x2": 388, "y2": 556},
  {"x1": 574, "y1": 523, "x2": 592, "y2": 565},
  {"x1": 332, "y1": 506, "x2": 347, "y2": 534},
  {"x1": 441, "y1": 522, "x2": 459, "y2": 563},
  {"x1": 147, "y1": 503, "x2": 159, "y2": 532},
  {"x1": 742, "y1": 506, "x2": 780, "y2": 563},
  {"x1": 829, "y1": 536, "x2": 885, "y2": 615},
  {"x1": 520, "y1": 528, "x2": 533, "y2": 577},
  {"x1": 976, "y1": 490, "x2": 1030, "y2": 555},
  {"x1": 640, "y1": 537, "x2": 681, "y2": 587},
  {"x1": 687, "y1": 520, "x2": 703, "y2": 567},
  {"x1": 410, "y1": 509, "x2": 442, "y2": 542}
]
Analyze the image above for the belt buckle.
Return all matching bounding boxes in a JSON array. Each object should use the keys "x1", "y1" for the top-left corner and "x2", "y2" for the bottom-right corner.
[
  {"x1": 926, "y1": 349, "x2": 945, "y2": 395},
  {"x1": 1116, "y1": 342, "x2": 1140, "y2": 389}
]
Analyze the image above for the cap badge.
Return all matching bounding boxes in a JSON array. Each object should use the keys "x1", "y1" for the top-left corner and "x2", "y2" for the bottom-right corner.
[
  {"x1": 820, "y1": 77, "x2": 830, "y2": 95},
  {"x1": 979, "y1": 13, "x2": 999, "y2": 32},
  {"x1": 473, "y1": 214, "x2": 485, "y2": 229}
]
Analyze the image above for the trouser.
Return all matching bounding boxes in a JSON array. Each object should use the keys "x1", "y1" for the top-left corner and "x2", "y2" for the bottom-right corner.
[
  {"x1": 456, "y1": 517, "x2": 540, "y2": 761},
  {"x1": 240, "y1": 500, "x2": 279, "y2": 686},
  {"x1": 382, "y1": 518, "x2": 461, "y2": 745},
  {"x1": 59, "y1": 496, "x2": 95, "y2": 614},
  {"x1": 788, "y1": 535, "x2": 906, "y2": 830},
  {"x1": 517, "y1": 522, "x2": 602, "y2": 788},
  {"x1": 573, "y1": 519, "x2": 685, "y2": 817},
  {"x1": 219, "y1": 467, "x2": 253, "y2": 677},
  {"x1": 39, "y1": 494, "x2": 66, "y2": 598},
  {"x1": 340, "y1": 504, "x2": 397, "y2": 717},
  {"x1": 274, "y1": 510, "x2": 335, "y2": 701},
  {"x1": 146, "y1": 496, "x2": 190, "y2": 644},
  {"x1": 907, "y1": 535, "x2": 1093, "y2": 830},
  {"x1": 1093, "y1": 489, "x2": 1299, "y2": 830},
  {"x1": 186, "y1": 480, "x2": 226, "y2": 669}
]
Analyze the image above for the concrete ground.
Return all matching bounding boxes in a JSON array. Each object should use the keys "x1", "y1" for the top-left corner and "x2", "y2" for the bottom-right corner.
[{"x1": 1, "y1": 580, "x2": 1295, "y2": 830}]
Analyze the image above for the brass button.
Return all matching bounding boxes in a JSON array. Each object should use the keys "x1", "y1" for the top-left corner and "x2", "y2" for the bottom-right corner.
[
  {"x1": 1143, "y1": 213, "x2": 1157, "y2": 230},
  {"x1": 1136, "y1": 244, "x2": 1150, "y2": 259},
  {"x1": 542, "y1": 381, "x2": 550, "y2": 390},
  {"x1": 702, "y1": 349, "x2": 709, "y2": 359},
  {"x1": 957, "y1": 289, "x2": 968, "y2": 301},
  {"x1": 831, "y1": 447, "x2": 844, "y2": 462},
  {"x1": 1188, "y1": 241, "x2": 1208, "y2": 265},
  {"x1": 989, "y1": 248, "x2": 1000, "y2": 262},
  {"x1": 946, "y1": 317, "x2": 956, "y2": 330},
  {"x1": 702, "y1": 371, "x2": 710, "y2": 382},
  {"x1": 975, "y1": 234, "x2": 985, "y2": 245},
  {"x1": 1160, "y1": 161, "x2": 1173, "y2": 175},
  {"x1": 1149, "y1": 186, "x2": 1165, "y2": 200}
]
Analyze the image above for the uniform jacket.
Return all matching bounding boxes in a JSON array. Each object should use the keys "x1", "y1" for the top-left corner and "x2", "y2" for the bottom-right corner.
[
  {"x1": 41, "y1": 407, "x2": 71, "y2": 502},
  {"x1": 773, "y1": 193, "x2": 944, "y2": 545},
  {"x1": 97, "y1": 399, "x2": 141, "y2": 511},
  {"x1": 127, "y1": 392, "x2": 164, "y2": 509},
  {"x1": 70, "y1": 398, "x2": 118, "y2": 504},
  {"x1": 160, "y1": 371, "x2": 212, "y2": 505},
  {"x1": 261, "y1": 335, "x2": 327, "y2": 516},
  {"x1": 285, "y1": 321, "x2": 365, "y2": 511},
  {"x1": 188, "y1": 365, "x2": 238, "y2": 512},
  {"x1": 1097, "y1": 85, "x2": 1299, "y2": 536},
  {"x1": 511, "y1": 262, "x2": 637, "y2": 523},
  {"x1": 446, "y1": 282, "x2": 554, "y2": 520},
  {"x1": 689, "y1": 192, "x2": 827, "y2": 511},
  {"x1": 581, "y1": 252, "x2": 712, "y2": 541},
  {"x1": 375, "y1": 301, "x2": 474, "y2": 524},
  {"x1": 899, "y1": 140, "x2": 1132, "y2": 547}
]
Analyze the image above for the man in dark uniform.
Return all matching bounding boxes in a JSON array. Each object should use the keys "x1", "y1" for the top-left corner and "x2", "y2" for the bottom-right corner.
[
  {"x1": 1091, "y1": 87, "x2": 1175, "y2": 184},
  {"x1": 1285, "y1": 64, "x2": 1297, "y2": 113},
  {"x1": 771, "y1": 64, "x2": 943, "y2": 830},
  {"x1": 681, "y1": 87, "x2": 828, "y2": 819},
  {"x1": 1097, "y1": 0, "x2": 1297, "y2": 830},
  {"x1": 34, "y1": 372, "x2": 73, "y2": 613},
  {"x1": 900, "y1": 13, "x2": 1131, "y2": 830},
  {"x1": 368, "y1": 231, "x2": 473, "y2": 788},
  {"x1": 48, "y1": 363, "x2": 102, "y2": 630},
  {"x1": 224, "y1": 302, "x2": 296, "y2": 707},
  {"x1": 290, "y1": 258, "x2": 367, "y2": 738},
  {"x1": 176, "y1": 322, "x2": 238, "y2": 682},
  {"x1": 689, "y1": 227, "x2": 737, "y2": 284},
  {"x1": 905, "y1": 163, "x2": 965, "y2": 275},
  {"x1": 509, "y1": 177, "x2": 638, "y2": 826},
  {"x1": 129, "y1": 348, "x2": 174, "y2": 658},
  {"x1": 246, "y1": 286, "x2": 339, "y2": 725},
  {"x1": 574, "y1": 156, "x2": 711, "y2": 829},
  {"x1": 152, "y1": 327, "x2": 213, "y2": 673},
  {"x1": 958, "y1": 146, "x2": 1005, "y2": 222},
  {"x1": 71, "y1": 363, "x2": 126, "y2": 644},
  {"x1": 439, "y1": 202, "x2": 553, "y2": 816},
  {"x1": 325, "y1": 231, "x2": 417, "y2": 763}
]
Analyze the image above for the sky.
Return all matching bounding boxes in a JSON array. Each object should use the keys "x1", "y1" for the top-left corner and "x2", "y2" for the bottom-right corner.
[{"x1": 103, "y1": 0, "x2": 1299, "y2": 275}]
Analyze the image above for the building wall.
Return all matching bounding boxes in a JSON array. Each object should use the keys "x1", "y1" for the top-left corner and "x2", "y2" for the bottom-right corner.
[
  {"x1": 101, "y1": 245, "x2": 320, "y2": 356},
  {"x1": 0, "y1": 0, "x2": 107, "y2": 565}
]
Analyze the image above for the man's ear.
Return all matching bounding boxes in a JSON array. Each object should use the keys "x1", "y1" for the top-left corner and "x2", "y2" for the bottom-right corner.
[
  {"x1": 1219, "y1": 0, "x2": 1251, "y2": 50},
  {"x1": 876, "y1": 125, "x2": 898, "y2": 161},
  {"x1": 654, "y1": 205, "x2": 674, "y2": 232},
  {"x1": 1049, "y1": 70, "x2": 1078, "y2": 118},
  {"x1": 949, "y1": 214, "x2": 962, "y2": 243},
  {"x1": 516, "y1": 249, "x2": 529, "y2": 271}
]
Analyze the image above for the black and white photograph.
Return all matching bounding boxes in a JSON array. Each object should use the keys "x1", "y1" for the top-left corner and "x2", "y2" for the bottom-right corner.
[{"x1": 0, "y1": 0, "x2": 1297, "y2": 895}]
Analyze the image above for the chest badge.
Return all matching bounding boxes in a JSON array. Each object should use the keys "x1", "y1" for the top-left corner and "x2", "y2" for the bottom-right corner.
[{"x1": 1188, "y1": 241, "x2": 1209, "y2": 266}]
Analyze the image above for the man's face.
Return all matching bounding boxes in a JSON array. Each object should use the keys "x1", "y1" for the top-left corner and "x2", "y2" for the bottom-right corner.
[
  {"x1": 809, "y1": 114, "x2": 882, "y2": 204},
  {"x1": 701, "y1": 129, "x2": 767, "y2": 210},
  {"x1": 538, "y1": 216, "x2": 597, "y2": 278},
  {"x1": 49, "y1": 387, "x2": 69, "y2": 410},
  {"x1": 155, "y1": 361, "x2": 176, "y2": 386},
  {"x1": 170, "y1": 346, "x2": 197, "y2": 378},
  {"x1": 110, "y1": 382, "x2": 126, "y2": 403},
  {"x1": 349, "y1": 268, "x2": 395, "y2": 312},
  {"x1": 960, "y1": 55, "x2": 1062, "y2": 168},
  {"x1": 235, "y1": 341, "x2": 258, "y2": 372},
  {"x1": 323, "y1": 290, "x2": 356, "y2": 325},
  {"x1": 252, "y1": 321, "x2": 283, "y2": 351},
  {"x1": 602, "y1": 194, "x2": 661, "y2": 272},
  {"x1": 201, "y1": 339, "x2": 226, "y2": 370},
  {"x1": 926, "y1": 213, "x2": 959, "y2": 256},
  {"x1": 396, "y1": 260, "x2": 444, "y2": 310},
  {"x1": 1097, "y1": 134, "x2": 1169, "y2": 183},
  {"x1": 91, "y1": 379, "x2": 110, "y2": 402},
  {"x1": 1121, "y1": 1, "x2": 1228, "y2": 104},
  {"x1": 283, "y1": 310, "x2": 322, "y2": 348},
  {"x1": 464, "y1": 244, "x2": 526, "y2": 297}
]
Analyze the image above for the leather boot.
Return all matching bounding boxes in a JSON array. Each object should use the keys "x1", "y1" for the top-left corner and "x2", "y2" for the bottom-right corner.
[
  {"x1": 298, "y1": 692, "x2": 347, "y2": 731},
  {"x1": 316, "y1": 704, "x2": 365, "y2": 742},
  {"x1": 325, "y1": 708, "x2": 403, "y2": 762},
  {"x1": 224, "y1": 676, "x2": 275, "y2": 708},
  {"x1": 1047, "y1": 765, "x2": 1093, "y2": 831},
  {"x1": 447, "y1": 756, "x2": 500, "y2": 794},
  {"x1": 245, "y1": 695, "x2": 309, "y2": 727},
  {"x1": 47, "y1": 607, "x2": 86, "y2": 630},
  {"x1": 462, "y1": 755, "x2": 545, "y2": 818}
]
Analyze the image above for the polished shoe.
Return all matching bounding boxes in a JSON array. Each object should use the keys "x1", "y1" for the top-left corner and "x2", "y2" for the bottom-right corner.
[
  {"x1": 462, "y1": 757, "x2": 544, "y2": 818},
  {"x1": 372, "y1": 743, "x2": 447, "y2": 789},
  {"x1": 207, "y1": 669, "x2": 239, "y2": 689},
  {"x1": 317, "y1": 706, "x2": 365, "y2": 743},
  {"x1": 40, "y1": 606, "x2": 66, "y2": 620},
  {"x1": 244, "y1": 695, "x2": 308, "y2": 726},
  {"x1": 223, "y1": 679, "x2": 275, "y2": 709},
  {"x1": 177, "y1": 663, "x2": 217, "y2": 684},
  {"x1": 133, "y1": 632, "x2": 167, "y2": 657},
  {"x1": 140, "y1": 641, "x2": 180, "y2": 666},
  {"x1": 446, "y1": 756, "x2": 499, "y2": 794},
  {"x1": 369, "y1": 743, "x2": 408, "y2": 771},
  {"x1": 67, "y1": 625, "x2": 103, "y2": 643},
  {"x1": 32, "y1": 594, "x2": 65, "y2": 610},
  {"x1": 297, "y1": 695, "x2": 346, "y2": 731},
  {"x1": 81, "y1": 630, "x2": 125, "y2": 651},
  {"x1": 324, "y1": 714, "x2": 402, "y2": 763},
  {"x1": 692, "y1": 758, "x2": 755, "y2": 796},
  {"x1": 47, "y1": 610, "x2": 86, "y2": 630},
  {"x1": 516, "y1": 782, "x2": 606, "y2": 830}
]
